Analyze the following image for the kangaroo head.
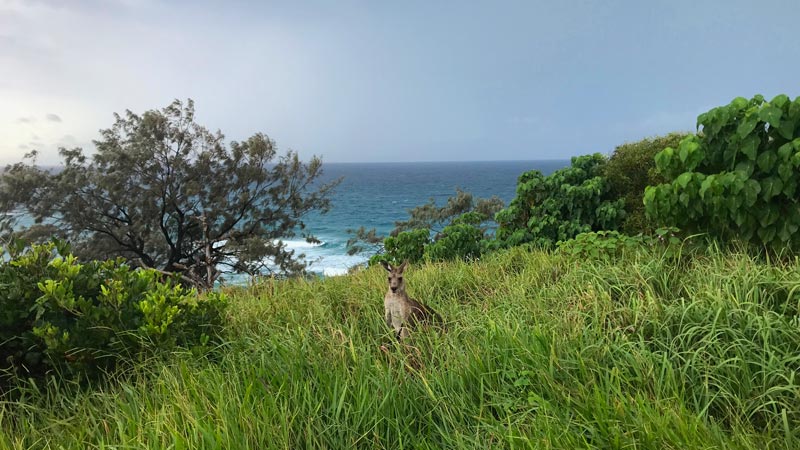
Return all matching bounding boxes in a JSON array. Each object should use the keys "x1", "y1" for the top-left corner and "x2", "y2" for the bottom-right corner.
[{"x1": 381, "y1": 260, "x2": 408, "y2": 294}]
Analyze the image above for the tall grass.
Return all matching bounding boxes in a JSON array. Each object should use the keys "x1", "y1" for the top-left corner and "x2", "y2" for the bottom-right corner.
[{"x1": 2, "y1": 246, "x2": 799, "y2": 449}]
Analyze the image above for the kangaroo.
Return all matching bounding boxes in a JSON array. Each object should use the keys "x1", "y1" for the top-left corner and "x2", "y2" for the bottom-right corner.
[{"x1": 381, "y1": 260, "x2": 443, "y2": 341}]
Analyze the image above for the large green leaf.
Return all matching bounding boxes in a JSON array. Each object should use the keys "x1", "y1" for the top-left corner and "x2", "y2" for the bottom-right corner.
[
  {"x1": 777, "y1": 120, "x2": 796, "y2": 140},
  {"x1": 699, "y1": 175, "x2": 716, "y2": 199},
  {"x1": 736, "y1": 113, "x2": 759, "y2": 139},
  {"x1": 731, "y1": 96, "x2": 749, "y2": 110},
  {"x1": 734, "y1": 209, "x2": 747, "y2": 226},
  {"x1": 757, "y1": 205, "x2": 779, "y2": 228},
  {"x1": 740, "y1": 134, "x2": 760, "y2": 160},
  {"x1": 757, "y1": 225, "x2": 776, "y2": 245},
  {"x1": 778, "y1": 162, "x2": 793, "y2": 182},
  {"x1": 643, "y1": 186, "x2": 656, "y2": 207},
  {"x1": 676, "y1": 172, "x2": 693, "y2": 189},
  {"x1": 677, "y1": 139, "x2": 704, "y2": 170},
  {"x1": 727, "y1": 194, "x2": 743, "y2": 215},
  {"x1": 778, "y1": 219, "x2": 798, "y2": 242},
  {"x1": 757, "y1": 150, "x2": 777, "y2": 172},
  {"x1": 761, "y1": 176, "x2": 783, "y2": 200},
  {"x1": 654, "y1": 147, "x2": 674, "y2": 173},
  {"x1": 743, "y1": 179, "x2": 761, "y2": 207},
  {"x1": 771, "y1": 94, "x2": 789, "y2": 108},
  {"x1": 759, "y1": 104, "x2": 783, "y2": 124},
  {"x1": 783, "y1": 178, "x2": 797, "y2": 197},
  {"x1": 778, "y1": 142, "x2": 794, "y2": 160},
  {"x1": 789, "y1": 98, "x2": 800, "y2": 120},
  {"x1": 735, "y1": 160, "x2": 755, "y2": 177},
  {"x1": 696, "y1": 112, "x2": 708, "y2": 130},
  {"x1": 731, "y1": 175, "x2": 746, "y2": 194}
]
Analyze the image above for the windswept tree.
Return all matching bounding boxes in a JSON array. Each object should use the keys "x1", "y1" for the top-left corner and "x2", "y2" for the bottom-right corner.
[
  {"x1": 0, "y1": 99, "x2": 339, "y2": 289},
  {"x1": 390, "y1": 188, "x2": 504, "y2": 237},
  {"x1": 346, "y1": 188, "x2": 503, "y2": 262}
]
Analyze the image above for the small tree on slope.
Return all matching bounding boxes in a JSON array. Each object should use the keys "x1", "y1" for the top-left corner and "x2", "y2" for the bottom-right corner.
[{"x1": 0, "y1": 99, "x2": 339, "y2": 289}]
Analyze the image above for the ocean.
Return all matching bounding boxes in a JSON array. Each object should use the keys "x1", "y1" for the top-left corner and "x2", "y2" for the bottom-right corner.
[
  {"x1": 6, "y1": 160, "x2": 569, "y2": 277},
  {"x1": 298, "y1": 160, "x2": 568, "y2": 276}
]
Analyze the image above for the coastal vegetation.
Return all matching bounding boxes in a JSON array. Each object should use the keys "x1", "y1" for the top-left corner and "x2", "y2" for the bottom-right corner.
[
  {"x1": 0, "y1": 99, "x2": 339, "y2": 290},
  {"x1": 2, "y1": 244, "x2": 800, "y2": 448},
  {"x1": 0, "y1": 240, "x2": 227, "y2": 390},
  {"x1": 2, "y1": 93, "x2": 800, "y2": 448},
  {"x1": 645, "y1": 94, "x2": 800, "y2": 252},
  {"x1": 360, "y1": 95, "x2": 800, "y2": 265}
]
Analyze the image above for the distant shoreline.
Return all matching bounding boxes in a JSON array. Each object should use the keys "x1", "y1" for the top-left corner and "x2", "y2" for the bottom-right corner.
[{"x1": 3, "y1": 159, "x2": 570, "y2": 170}]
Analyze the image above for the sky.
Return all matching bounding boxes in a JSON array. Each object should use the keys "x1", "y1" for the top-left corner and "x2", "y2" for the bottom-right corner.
[{"x1": 1, "y1": 0, "x2": 798, "y2": 165}]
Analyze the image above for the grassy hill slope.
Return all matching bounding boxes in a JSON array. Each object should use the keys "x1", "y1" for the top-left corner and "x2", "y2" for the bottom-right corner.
[{"x1": 2, "y1": 246, "x2": 800, "y2": 449}]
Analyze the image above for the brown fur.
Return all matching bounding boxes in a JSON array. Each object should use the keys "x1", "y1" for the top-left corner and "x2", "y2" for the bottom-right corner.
[{"x1": 381, "y1": 260, "x2": 443, "y2": 341}]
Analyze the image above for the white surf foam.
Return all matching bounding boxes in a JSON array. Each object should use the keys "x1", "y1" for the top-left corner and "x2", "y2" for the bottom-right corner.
[
  {"x1": 279, "y1": 239, "x2": 326, "y2": 251},
  {"x1": 322, "y1": 267, "x2": 349, "y2": 277}
]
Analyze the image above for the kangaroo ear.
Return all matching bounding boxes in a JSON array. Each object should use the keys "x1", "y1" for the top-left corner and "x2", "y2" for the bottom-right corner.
[
  {"x1": 380, "y1": 260, "x2": 392, "y2": 272},
  {"x1": 398, "y1": 260, "x2": 408, "y2": 272}
]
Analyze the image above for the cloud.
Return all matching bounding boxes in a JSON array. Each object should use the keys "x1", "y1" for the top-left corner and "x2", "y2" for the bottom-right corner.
[
  {"x1": 45, "y1": 113, "x2": 62, "y2": 122},
  {"x1": 17, "y1": 144, "x2": 29, "y2": 150},
  {"x1": 16, "y1": 116, "x2": 35, "y2": 123},
  {"x1": 58, "y1": 134, "x2": 78, "y2": 146}
]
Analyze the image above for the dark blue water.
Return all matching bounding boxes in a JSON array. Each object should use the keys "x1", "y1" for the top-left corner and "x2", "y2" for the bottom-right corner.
[{"x1": 300, "y1": 160, "x2": 568, "y2": 274}]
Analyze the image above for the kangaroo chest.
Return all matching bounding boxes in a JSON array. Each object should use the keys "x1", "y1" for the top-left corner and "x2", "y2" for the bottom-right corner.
[{"x1": 384, "y1": 293, "x2": 410, "y2": 328}]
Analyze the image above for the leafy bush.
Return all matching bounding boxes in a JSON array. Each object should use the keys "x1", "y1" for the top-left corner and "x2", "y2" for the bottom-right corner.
[
  {"x1": 604, "y1": 133, "x2": 689, "y2": 234},
  {"x1": 645, "y1": 94, "x2": 800, "y2": 252},
  {"x1": 0, "y1": 241, "x2": 227, "y2": 386},
  {"x1": 556, "y1": 227, "x2": 684, "y2": 260},
  {"x1": 425, "y1": 222, "x2": 485, "y2": 262},
  {"x1": 556, "y1": 231, "x2": 643, "y2": 260},
  {"x1": 495, "y1": 153, "x2": 626, "y2": 248},
  {"x1": 369, "y1": 228, "x2": 430, "y2": 265},
  {"x1": 356, "y1": 190, "x2": 503, "y2": 266}
]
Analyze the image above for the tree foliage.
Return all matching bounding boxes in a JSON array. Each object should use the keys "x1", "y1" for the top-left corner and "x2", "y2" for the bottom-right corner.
[
  {"x1": 644, "y1": 94, "x2": 800, "y2": 251},
  {"x1": 424, "y1": 216, "x2": 486, "y2": 261},
  {"x1": 391, "y1": 188, "x2": 503, "y2": 236},
  {"x1": 604, "y1": 133, "x2": 688, "y2": 234},
  {"x1": 374, "y1": 228, "x2": 430, "y2": 265},
  {"x1": 0, "y1": 100, "x2": 339, "y2": 288},
  {"x1": 495, "y1": 153, "x2": 626, "y2": 248},
  {"x1": 347, "y1": 189, "x2": 503, "y2": 264}
]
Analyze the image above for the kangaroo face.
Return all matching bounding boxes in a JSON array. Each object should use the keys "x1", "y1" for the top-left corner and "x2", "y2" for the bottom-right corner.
[
  {"x1": 388, "y1": 270, "x2": 404, "y2": 293},
  {"x1": 381, "y1": 260, "x2": 408, "y2": 294}
]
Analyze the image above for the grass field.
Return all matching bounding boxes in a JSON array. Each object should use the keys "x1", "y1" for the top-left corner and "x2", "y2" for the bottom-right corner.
[{"x1": 2, "y1": 245, "x2": 800, "y2": 449}]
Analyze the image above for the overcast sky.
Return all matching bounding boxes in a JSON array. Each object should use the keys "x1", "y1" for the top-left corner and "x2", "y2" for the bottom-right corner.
[{"x1": 1, "y1": 0, "x2": 798, "y2": 165}]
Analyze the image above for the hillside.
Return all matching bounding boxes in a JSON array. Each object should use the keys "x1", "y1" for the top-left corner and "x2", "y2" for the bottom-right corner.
[{"x1": 2, "y1": 245, "x2": 799, "y2": 449}]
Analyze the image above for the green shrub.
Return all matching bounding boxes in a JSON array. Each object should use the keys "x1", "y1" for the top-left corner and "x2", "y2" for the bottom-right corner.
[
  {"x1": 556, "y1": 230, "x2": 643, "y2": 260},
  {"x1": 645, "y1": 94, "x2": 800, "y2": 252},
  {"x1": 369, "y1": 228, "x2": 430, "y2": 265},
  {"x1": 495, "y1": 153, "x2": 626, "y2": 248},
  {"x1": 425, "y1": 222, "x2": 485, "y2": 261},
  {"x1": 604, "y1": 133, "x2": 689, "y2": 234},
  {"x1": 351, "y1": 190, "x2": 503, "y2": 266},
  {"x1": 556, "y1": 227, "x2": 685, "y2": 261},
  {"x1": 0, "y1": 242, "x2": 227, "y2": 386},
  {"x1": 370, "y1": 212, "x2": 494, "y2": 265}
]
